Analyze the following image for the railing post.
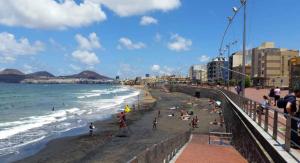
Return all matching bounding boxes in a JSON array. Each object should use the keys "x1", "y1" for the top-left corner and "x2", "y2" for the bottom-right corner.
[
  {"x1": 253, "y1": 101, "x2": 256, "y2": 121},
  {"x1": 273, "y1": 110, "x2": 278, "y2": 140},
  {"x1": 258, "y1": 104, "x2": 262, "y2": 126},
  {"x1": 285, "y1": 115, "x2": 291, "y2": 151},
  {"x1": 249, "y1": 100, "x2": 252, "y2": 118},
  {"x1": 246, "y1": 100, "x2": 249, "y2": 115},
  {"x1": 264, "y1": 107, "x2": 269, "y2": 132}
]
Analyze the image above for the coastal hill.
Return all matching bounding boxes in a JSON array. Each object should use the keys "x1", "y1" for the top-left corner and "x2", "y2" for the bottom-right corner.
[
  {"x1": 0, "y1": 69, "x2": 112, "y2": 83},
  {"x1": 26, "y1": 71, "x2": 55, "y2": 78},
  {"x1": 0, "y1": 69, "x2": 26, "y2": 83},
  {"x1": 0, "y1": 69, "x2": 25, "y2": 75},
  {"x1": 63, "y1": 70, "x2": 111, "y2": 80}
]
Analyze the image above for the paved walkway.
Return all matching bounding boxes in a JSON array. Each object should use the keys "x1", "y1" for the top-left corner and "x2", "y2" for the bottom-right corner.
[
  {"x1": 229, "y1": 87, "x2": 289, "y2": 104},
  {"x1": 175, "y1": 135, "x2": 247, "y2": 163}
]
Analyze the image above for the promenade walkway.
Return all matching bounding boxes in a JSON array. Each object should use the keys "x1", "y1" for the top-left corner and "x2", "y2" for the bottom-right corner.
[{"x1": 174, "y1": 135, "x2": 246, "y2": 163}]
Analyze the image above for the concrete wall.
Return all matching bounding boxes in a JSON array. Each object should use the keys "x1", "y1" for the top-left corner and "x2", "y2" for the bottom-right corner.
[{"x1": 166, "y1": 85, "x2": 283, "y2": 163}]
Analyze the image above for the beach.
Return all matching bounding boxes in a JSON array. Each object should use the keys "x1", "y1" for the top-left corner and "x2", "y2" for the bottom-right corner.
[{"x1": 16, "y1": 87, "x2": 222, "y2": 163}]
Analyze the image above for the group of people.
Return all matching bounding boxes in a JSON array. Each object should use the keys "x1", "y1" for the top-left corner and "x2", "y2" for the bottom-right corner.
[
  {"x1": 261, "y1": 87, "x2": 300, "y2": 148},
  {"x1": 268, "y1": 87, "x2": 281, "y2": 106},
  {"x1": 190, "y1": 116, "x2": 199, "y2": 128},
  {"x1": 280, "y1": 88, "x2": 300, "y2": 148}
]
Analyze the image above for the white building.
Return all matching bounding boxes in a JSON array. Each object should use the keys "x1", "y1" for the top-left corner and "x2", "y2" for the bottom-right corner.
[{"x1": 189, "y1": 65, "x2": 207, "y2": 83}]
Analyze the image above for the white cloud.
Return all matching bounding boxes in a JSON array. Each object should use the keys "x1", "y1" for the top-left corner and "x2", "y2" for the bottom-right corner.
[
  {"x1": 71, "y1": 50, "x2": 100, "y2": 65},
  {"x1": 151, "y1": 64, "x2": 160, "y2": 71},
  {"x1": 69, "y1": 64, "x2": 82, "y2": 71},
  {"x1": 198, "y1": 55, "x2": 210, "y2": 63},
  {"x1": 0, "y1": 0, "x2": 181, "y2": 29},
  {"x1": 0, "y1": 32, "x2": 44, "y2": 63},
  {"x1": 95, "y1": 0, "x2": 181, "y2": 17},
  {"x1": 159, "y1": 66, "x2": 174, "y2": 75},
  {"x1": 167, "y1": 34, "x2": 192, "y2": 52},
  {"x1": 150, "y1": 64, "x2": 174, "y2": 76},
  {"x1": 118, "y1": 37, "x2": 146, "y2": 50},
  {"x1": 75, "y1": 32, "x2": 101, "y2": 50},
  {"x1": 140, "y1": 16, "x2": 158, "y2": 25},
  {"x1": 0, "y1": 0, "x2": 106, "y2": 29}
]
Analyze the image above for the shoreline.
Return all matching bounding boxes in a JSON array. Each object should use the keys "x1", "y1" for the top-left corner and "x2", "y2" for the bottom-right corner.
[
  {"x1": 0, "y1": 85, "x2": 145, "y2": 163},
  {"x1": 14, "y1": 87, "x2": 221, "y2": 163}
]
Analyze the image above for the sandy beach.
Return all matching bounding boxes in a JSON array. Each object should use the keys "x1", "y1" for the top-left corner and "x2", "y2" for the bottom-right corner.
[{"x1": 16, "y1": 87, "x2": 222, "y2": 163}]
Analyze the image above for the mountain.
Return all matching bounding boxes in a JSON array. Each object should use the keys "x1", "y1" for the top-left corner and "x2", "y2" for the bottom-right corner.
[
  {"x1": 66, "y1": 70, "x2": 111, "y2": 80},
  {"x1": 0, "y1": 69, "x2": 113, "y2": 83},
  {"x1": 26, "y1": 71, "x2": 55, "y2": 78},
  {"x1": 0, "y1": 69, "x2": 25, "y2": 83},
  {"x1": 0, "y1": 69, "x2": 25, "y2": 75}
]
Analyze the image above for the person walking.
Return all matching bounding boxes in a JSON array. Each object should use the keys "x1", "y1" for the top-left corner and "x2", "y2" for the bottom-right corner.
[
  {"x1": 153, "y1": 117, "x2": 157, "y2": 129},
  {"x1": 274, "y1": 87, "x2": 281, "y2": 106},
  {"x1": 89, "y1": 122, "x2": 95, "y2": 136},
  {"x1": 269, "y1": 87, "x2": 275, "y2": 104},
  {"x1": 285, "y1": 88, "x2": 300, "y2": 148}
]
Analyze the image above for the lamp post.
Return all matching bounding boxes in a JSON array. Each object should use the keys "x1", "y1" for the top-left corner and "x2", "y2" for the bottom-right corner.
[
  {"x1": 218, "y1": 0, "x2": 247, "y2": 96},
  {"x1": 241, "y1": 0, "x2": 247, "y2": 97}
]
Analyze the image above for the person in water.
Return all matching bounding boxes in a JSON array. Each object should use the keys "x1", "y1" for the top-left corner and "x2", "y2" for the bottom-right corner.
[{"x1": 52, "y1": 106, "x2": 55, "y2": 111}]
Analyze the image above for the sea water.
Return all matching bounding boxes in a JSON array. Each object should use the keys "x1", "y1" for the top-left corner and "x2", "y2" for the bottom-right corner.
[{"x1": 0, "y1": 83, "x2": 140, "y2": 161}]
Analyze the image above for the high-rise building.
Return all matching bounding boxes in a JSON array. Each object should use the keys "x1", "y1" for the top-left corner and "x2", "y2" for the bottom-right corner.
[
  {"x1": 251, "y1": 42, "x2": 299, "y2": 87},
  {"x1": 229, "y1": 51, "x2": 252, "y2": 81},
  {"x1": 207, "y1": 57, "x2": 228, "y2": 83}
]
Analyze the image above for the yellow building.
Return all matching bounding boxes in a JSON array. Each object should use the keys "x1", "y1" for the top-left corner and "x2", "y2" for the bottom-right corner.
[{"x1": 251, "y1": 42, "x2": 299, "y2": 87}]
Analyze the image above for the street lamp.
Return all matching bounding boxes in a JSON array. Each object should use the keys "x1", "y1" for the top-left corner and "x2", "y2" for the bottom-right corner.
[
  {"x1": 241, "y1": 0, "x2": 247, "y2": 97},
  {"x1": 218, "y1": 0, "x2": 247, "y2": 96}
]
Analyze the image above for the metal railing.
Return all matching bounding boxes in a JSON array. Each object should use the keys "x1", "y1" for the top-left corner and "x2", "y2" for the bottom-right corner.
[
  {"x1": 219, "y1": 88, "x2": 300, "y2": 157},
  {"x1": 127, "y1": 131, "x2": 191, "y2": 163},
  {"x1": 208, "y1": 131, "x2": 232, "y2": 145}
]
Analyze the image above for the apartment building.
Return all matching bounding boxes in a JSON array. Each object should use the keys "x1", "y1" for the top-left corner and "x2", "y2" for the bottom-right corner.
[{"x1": 251, "y1": 42, "x2": 299, "y2": 87}]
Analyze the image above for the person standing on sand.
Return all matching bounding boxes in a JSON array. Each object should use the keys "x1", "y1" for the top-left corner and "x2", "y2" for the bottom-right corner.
[
  {"x1": 89, "y1": 123, "x2": 95, "y2": 136},
  {"x1": 153, "y1": 117, "x2": 157, "y2": 129}
]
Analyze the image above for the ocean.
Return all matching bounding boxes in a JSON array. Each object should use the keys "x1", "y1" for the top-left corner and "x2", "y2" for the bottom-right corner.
[{"x1": 0, "y1": 83, "x2": 140, "y2": 161}]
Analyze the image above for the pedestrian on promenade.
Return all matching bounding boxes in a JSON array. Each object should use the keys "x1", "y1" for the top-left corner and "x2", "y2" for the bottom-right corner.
[
  {"x1": 285, "y1": 88, "x2": 300, "y2": 148},
  {"x1": 260, "y1": 95, "x2": 269, "y2": 114},
  {"x1": 235, "y1": 85, "x2": 241, "y2": 95},
  {"x1": 89, "y1": 122, "x2": 95, "y2": 136},
  {"x1": 274, "y1": 87, "x2": 281, "y2": 106},
  {"x1": 153, "y1": 117, "x2": 157, "y2": 129},
  {"x1": 269, "y1": 87, "x2": 275, "y2": 104},
  {"x1": 158, "y1": 110, "x2": 161, "y2": 118}
]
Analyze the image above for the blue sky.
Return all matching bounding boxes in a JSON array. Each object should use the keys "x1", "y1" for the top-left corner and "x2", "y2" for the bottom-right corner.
[{"x1": 0, "y1": 0, "x2": 299, "y2": 78}]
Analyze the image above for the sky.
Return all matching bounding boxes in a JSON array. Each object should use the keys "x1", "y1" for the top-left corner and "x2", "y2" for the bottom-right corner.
[{"x1": 0, "y1": 0, "x2": 299, "y2": 78}]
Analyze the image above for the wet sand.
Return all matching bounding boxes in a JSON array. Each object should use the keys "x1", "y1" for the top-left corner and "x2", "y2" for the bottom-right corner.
[{"x1": 16, "y1": 88, "x2": 222, "y2": 163}]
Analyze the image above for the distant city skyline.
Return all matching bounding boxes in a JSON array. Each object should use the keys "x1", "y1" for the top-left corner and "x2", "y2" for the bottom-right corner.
[{"x1": 0, "y1": 0, "x2": 299, "y2": 78}]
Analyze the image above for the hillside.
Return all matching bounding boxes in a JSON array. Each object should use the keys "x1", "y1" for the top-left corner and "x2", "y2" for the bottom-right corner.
[
  {"x1": 65, "y1": 70, "x2": 111, "y2": 80},
  {"x1": 26, "y1": 71, "x2": 55, "y2": 78},
  {"x1": 0, "y1": 69, "x2": 25, "y2": 75},
  {"x1": 0, "y1": 69, "x2": 25, "y2": 83}
]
